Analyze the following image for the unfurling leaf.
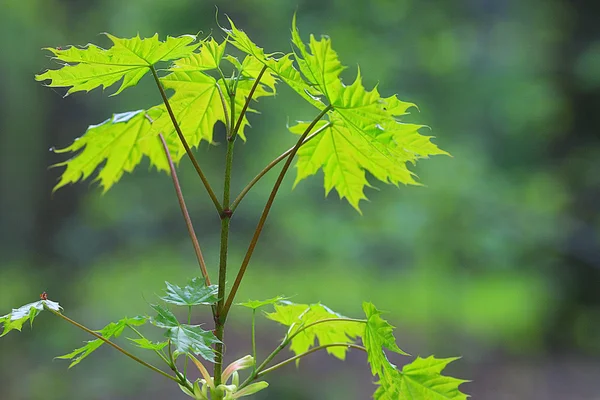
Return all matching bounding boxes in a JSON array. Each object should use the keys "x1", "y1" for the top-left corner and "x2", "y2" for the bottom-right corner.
[
  {"x1": 51, "y1": 108, "x2": 169, "y2": 192},
  {"x1": 161, "y1": 278, "x2": 218, "y2": 307},
  {"x1": 266, "y1": 302, "x2": 364, "y2": 361},
  {"x1": 0, "y1": 299, "x2": 61, "y2": 337},
  {"x1": 363, "y1": 302, "x2": 409, "y2": 379},
  {"x1": 374, "y1": 356, "x2": 469, "y2": 400},
  {"x1": 36, "y1": 34, "x2": 198, "y2": 95},
  {"x1": 57, "y1": 316, "x2": 146, "y2": 368},
  {"x1": 150, "y1": 304, "x2": 218, "y2": 362}
]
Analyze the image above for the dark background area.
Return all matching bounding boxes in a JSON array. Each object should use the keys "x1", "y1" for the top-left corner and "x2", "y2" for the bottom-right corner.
[{"x1": 1, "y1": 0, "x2": 599, "y2": 399}]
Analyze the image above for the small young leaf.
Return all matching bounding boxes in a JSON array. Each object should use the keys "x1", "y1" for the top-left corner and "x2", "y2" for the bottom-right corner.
[
  {"x1": 57, "y1": 316, "x2": 147, "y2": 368},
  {"x1": 150, "y1": 304, "x2": 218, "y2": 362},
  {"x1": 237, "y1": 295, "x2": 288, "y2": 310},
  {"x1": 374, "y1": 356, "x2": 469, "y2": 400},
  {"x1": 161, "y1": 278, "x2": 218, "y2": 307},
  {"x1": 52, "y1": 108, "x2": 168, "y2": 192},
  {"x1": 36, "y1": 34, "x2": 198, "y2": 95},
  {"x1": 0, "y1": 299, "x2": 61, "y2": 337},
  {"x1": 266, "y1": 302, "x2": 364, "y2": 361},
  {"x1": 363, "y1": 302, "x2": 409, "y2": 379},
  {"x1": 127, "y1": 337, "x2": 169, "y2": 351}
]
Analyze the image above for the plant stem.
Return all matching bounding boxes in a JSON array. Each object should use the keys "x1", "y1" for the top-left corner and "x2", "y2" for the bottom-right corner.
[
  {"x1": 221, "y1": 105, "x2": 333, "y2": 318},
  {"x1": 184, "y1": 306, "x2": 192, "y2": 377},
  {"x1": 213, "y1": 104, "x2": 237, "y2": 392},
  {"x1": 215, "y1": 82, "x2": 231, "y2": 135},
  {"x1": 231, "y1": 122, "x2": 332, "y2": 211},
  {"x1": 46, "y1": 307, "x2": 178, "y2": 384},
  {"x1": 231, "y1": 65, "x2": 268, "y2": 140},
  {"x1": 158, "y1": 132, "x2": 212, "y2": 286},
  {"x1": 251, "y1": 309, "x2": 257, "y2": 373},
  {"x1": 256, "y1": 343, "x2": 366, "y2": 378},
  {"x1": 149, "y1": 66, "x2": 223, "y2": 216}
]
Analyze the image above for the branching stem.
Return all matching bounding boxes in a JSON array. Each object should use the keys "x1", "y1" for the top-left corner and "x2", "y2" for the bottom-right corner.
[
  {"x1": 149, "y1": 66, "x2": 223, "y2": 216},
  {"x1": 221, "y1": 105, "x2": 334, "y2": 318}
]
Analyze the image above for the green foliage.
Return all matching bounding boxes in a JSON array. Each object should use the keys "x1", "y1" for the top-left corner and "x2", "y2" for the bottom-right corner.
[
  {"x1": 374, "y1": 357, "x2": 469, "y2": 400},
  {"x1": 57, "y1": 316, "x2": 146, "y2": 368},
  {"x1": 363, "y1": 302, "x2": 409, "y2": 378},
  {"x1": 128, "y1": 337, "x2": 169, "y2": 351},
  {"x1": 150, "y1": 304, "x2": 218, "y2": 362},
  {"x1": 41, "y1": 16, "x2": 445, "y2": 212},
  {"x1": 0, "y1": 299, "x2": 61, "y2": 336},
  {"x1": 52, "y1": 109, "x2": 165, "y2": 192},
  {"x1": 266, "y1": 302, "x2": 364, "y2": 360},
  {"x1": 237, "y1": 295, "x2": 287, "y2": 310},
  {"x1": 35, "y1": 34, "x2": 198, "y2": 95},
  {"x1": 11, "y1": 13, "x2": 467, "y2": 400},
  {"x1": 161, "y1": 278, "x2": 219, "y2": 307}
]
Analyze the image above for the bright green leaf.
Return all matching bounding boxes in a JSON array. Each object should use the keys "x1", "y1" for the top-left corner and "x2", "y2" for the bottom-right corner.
[
  {"x1": 288, "y1": 17, "x2": 448, "y2": 212},
  {"x1": 223, "y1": 18, "x2": 322, "y2": 109},
  {"x1": 266, "y1": 302, "x2": 364, "y2": 361},
  {"x1": 237, "y1": 295, "x2": 288, "y2": 310},
  {"x1": 0, "y1": 299, "x2": 61, "y2": 337},
  {"x1": 363, "y1": 302, "x2": 409, "y2": 379},
  {"x1": 374, "y1": 356, "x2": 469, "y2": 400},
  {"x1": 57, "y1": 316, "x2": 147, "y2": 368},
  {"x1": 127, "y1": 337, "x2": 168, "y2": 351},
  {"x1": 150, "y1": 304, "x2": 218, "y2": 362},
  {"x1": 161, "y1": 278, "x2": 218, "y2": 307},
  {"x1": 36, "y1": 34, "x2": 198, "y2": 95},
  {"x1": 51, "y1": 108, "x2": 169, "y2": 192}
]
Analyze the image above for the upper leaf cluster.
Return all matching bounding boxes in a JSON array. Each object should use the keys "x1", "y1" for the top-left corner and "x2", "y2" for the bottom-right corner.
[{"x1": 37, "y1": 16, "x2": 446, "y2": 211}]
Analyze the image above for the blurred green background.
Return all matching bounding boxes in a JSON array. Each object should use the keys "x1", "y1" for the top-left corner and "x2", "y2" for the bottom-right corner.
[{"x1": 1, "y1": 0, "x2": 599, "y2": 399}]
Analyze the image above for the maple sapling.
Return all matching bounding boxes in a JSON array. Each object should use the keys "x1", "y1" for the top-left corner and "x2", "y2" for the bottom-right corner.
[{"x1": 0, "y1": 15, "x2": 468, "y2": 400}]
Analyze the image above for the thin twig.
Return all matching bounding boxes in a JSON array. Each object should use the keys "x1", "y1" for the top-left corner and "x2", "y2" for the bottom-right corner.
[
  {"x1": 221, "y1": 105, "x2": 333, "y2": 319},
  {"x1": 231, "y1": 122, "x2": 332, "y2": 211},
  {"x1": 158, "y1": 132, "x2": 211, "y2": 286},
  {"x1": 149, "y1": 66, "x2": 223, "y2": 215}
]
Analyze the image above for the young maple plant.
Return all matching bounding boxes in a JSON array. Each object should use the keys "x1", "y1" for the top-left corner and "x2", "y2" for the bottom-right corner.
[{"x1": 0, "y1": 16, "x2": 469, "y2": 399}]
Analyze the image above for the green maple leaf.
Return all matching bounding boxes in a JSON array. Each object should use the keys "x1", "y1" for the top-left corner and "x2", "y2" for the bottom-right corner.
[
  {"x1": 266, "y1": 302, "x2": 364, "y2": 361},
  {"x1": 150, "y1": 51, "x2": 275, "y2": 159},
  {"x1": 237, "y1": 295, "x2": 288, "y2": 310},
  {"x1": 160, "y1": 277, "x2": 218, "y2": 307},
  {"x1": 0, "y1": 299, "x2": 61, "y2": 337},
  {"x1": 51, "y1": 108, "x2": 169, "y2": 192},
  {"x1": 35, "y1": 34, "x2": 198, "y2": 95},
  {"x1": 223, "y1": 18, "x2": 324, "y2": 109},
  {"x1": 288, "y1": 17, "x2": 448, "y2": 211},
  {"x1": 150, "y1": 304, "x2": 218, "y2": 362},
  {"x1": 127, "y1": 337, "x2": 169, "y2": 351},
  {"x1": 57, "y1": 316, "x2": 146, "y2": 368},
  {"x1": 363, "y1": 302, "x2": 409, "y2": 379},
  {"x1": 375, "y1": 356, "x2": 469, "y2": 400}
]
